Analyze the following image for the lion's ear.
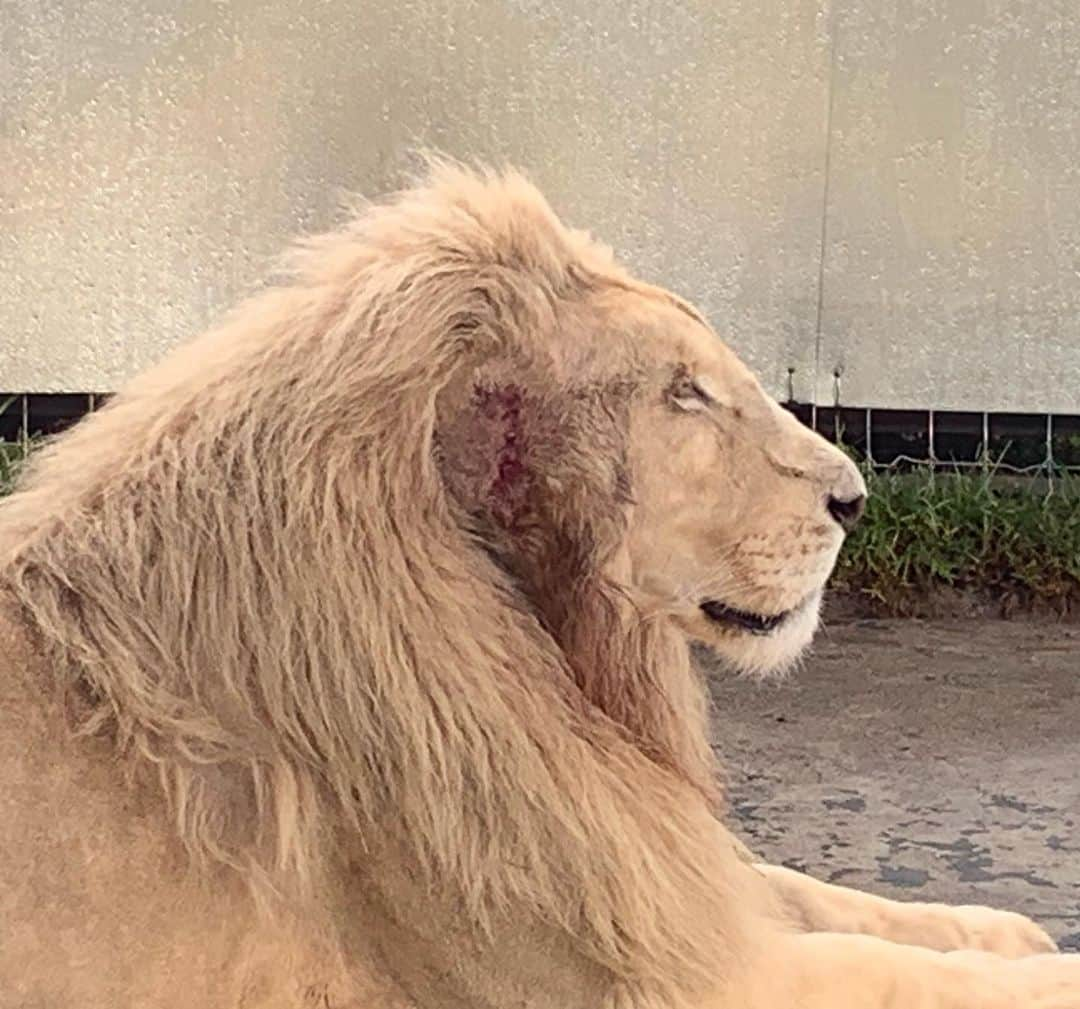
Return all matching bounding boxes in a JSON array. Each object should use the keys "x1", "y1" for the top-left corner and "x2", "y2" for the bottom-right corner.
[
  {"x1": 437, "y1": 361, "x2": 637, "y2": 538},
  {"x1": 435, "y1": 369, "x2": 632, "y2": 642},
  {"x1": 435, "y1": 363, "x2": 555, "y2": 532}
]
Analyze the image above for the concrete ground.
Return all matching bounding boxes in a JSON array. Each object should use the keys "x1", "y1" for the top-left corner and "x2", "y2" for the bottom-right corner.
[{"x1": 705, "y1": 618, "x2": 1080, "y2": 950}]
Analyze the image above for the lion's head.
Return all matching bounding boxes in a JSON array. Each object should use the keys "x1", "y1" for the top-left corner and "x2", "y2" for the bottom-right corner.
[
  {"x1": 433, "y1": 185, "x2": 864, "y2": 682},
  {"x1": 0, "y1": 164, "x2": 864, "y2": 999}
]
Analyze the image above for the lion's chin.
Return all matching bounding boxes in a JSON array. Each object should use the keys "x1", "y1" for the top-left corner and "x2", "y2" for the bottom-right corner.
[{"x1": 690, "y1": 590, "x2": 823, "y2": 678}]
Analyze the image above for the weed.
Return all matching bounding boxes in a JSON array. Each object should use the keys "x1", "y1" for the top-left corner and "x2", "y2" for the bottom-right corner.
[
  {"x1": 0, "y1": 438, "x2": 33, "y2": 497},
  {"x1": 0, "y1": 444, "x2": 26, "y2": 496},
  {"x1": 834, "y1": 464, "x2": 1080, "y2": 614}
]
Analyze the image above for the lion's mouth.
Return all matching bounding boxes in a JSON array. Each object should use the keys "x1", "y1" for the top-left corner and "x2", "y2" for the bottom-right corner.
[{"x1": 699, "y1": 600, "x2": 791, "y2": 636}]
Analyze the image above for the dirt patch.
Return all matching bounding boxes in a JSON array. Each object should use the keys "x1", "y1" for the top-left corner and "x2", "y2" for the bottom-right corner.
[
  {"x1": 703, "y1": 617, "x2": 1080, "y2": 949},
  {"x1": 825, "y1": 588, "x2": 1080, "y2": 623}
]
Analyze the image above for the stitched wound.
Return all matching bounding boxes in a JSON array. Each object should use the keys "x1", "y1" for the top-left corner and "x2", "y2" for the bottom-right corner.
[{"x1": 473, "y1": 384, "x2": 531, "y2": 527}]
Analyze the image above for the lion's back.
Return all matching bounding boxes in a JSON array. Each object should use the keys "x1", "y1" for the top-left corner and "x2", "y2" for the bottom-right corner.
[
  {"x1": 0, "y1": 608, "x2": 232, "y2": 1004},
  {"x1": 0, "y1": 603, "x2": 407, "y2": 1009},
  {"x1": 0, "y1": 605, "x2": 185, "y2": 1004}
]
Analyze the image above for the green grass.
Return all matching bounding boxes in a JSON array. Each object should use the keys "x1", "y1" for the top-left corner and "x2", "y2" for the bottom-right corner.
[
  {"x1": 834, "y1": 465, "x2": 1080, "y2": 614},
  {"x1": 0, "y1": 394, "x2": 31, "y2": 496},
  {"x1": 0, "y1": 439, "x2": 32, "y2": 497}
]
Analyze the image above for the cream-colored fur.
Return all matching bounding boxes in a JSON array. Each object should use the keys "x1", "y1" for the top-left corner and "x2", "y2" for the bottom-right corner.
[{"x1": 1, "y1": 164, "x2": 1076, "y2": 1008}]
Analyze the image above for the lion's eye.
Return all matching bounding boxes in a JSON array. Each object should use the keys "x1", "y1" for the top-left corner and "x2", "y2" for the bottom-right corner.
[{"x1": 671, "y1": 376, "x2": 714, "y2": 412}]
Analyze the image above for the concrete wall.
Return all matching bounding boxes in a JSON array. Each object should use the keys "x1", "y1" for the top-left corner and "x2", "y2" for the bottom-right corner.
[
  {"x1": 818, "y1": 1, "x2": 1080, "y2": 412},
  {"x1": 2, "y1": 0, "x2": 1077, "y2": 411}
]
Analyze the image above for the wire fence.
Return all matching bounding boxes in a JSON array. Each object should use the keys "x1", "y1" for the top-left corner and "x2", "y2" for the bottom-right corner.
[
  {"x1": 784, "y1": 403, "x2": 1080, "y2": 475},
  {"x1": 781, "y1": 367, "x2": 1080, "y2": 475},
  {"x1": 0, "y1": 393, "x2": 105, "y2": 447}
]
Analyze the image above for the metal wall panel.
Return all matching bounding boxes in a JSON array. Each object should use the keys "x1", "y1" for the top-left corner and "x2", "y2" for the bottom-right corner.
[
  {"x1": 1, "y1": 0, "x2": 832, "y2": 401},
  {"x1": 817, "y1": 0, "x2": 1080, "y2": 412},
  {"x1": 5, "y1": 1, "x2": 1078, "y2": 411}
]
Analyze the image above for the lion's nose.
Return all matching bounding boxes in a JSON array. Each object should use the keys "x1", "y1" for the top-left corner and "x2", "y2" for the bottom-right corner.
[{"x1": 826, "y1": 492, "x2": 866, "y2": 532}]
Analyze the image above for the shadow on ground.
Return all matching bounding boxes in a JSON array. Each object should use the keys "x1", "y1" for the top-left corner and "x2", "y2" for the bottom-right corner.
[{"x1": 704, "y1": 618, "x2": 1080, "y2": 949}]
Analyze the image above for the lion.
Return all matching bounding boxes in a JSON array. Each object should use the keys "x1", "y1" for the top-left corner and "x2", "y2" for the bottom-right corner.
[{"x1": 1, "y1": 164, "x2": 1077, "y2": 1009}]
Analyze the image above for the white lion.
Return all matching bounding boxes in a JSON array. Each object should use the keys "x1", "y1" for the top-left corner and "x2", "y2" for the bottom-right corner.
[{"x1": 0, "y1": 164, "x2": 1074, "y2": 1008}]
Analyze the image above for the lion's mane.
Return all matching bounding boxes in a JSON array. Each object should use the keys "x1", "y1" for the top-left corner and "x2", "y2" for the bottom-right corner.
[{"x1": 0, "y1": 165, "x2": 759, "y2": 1005}]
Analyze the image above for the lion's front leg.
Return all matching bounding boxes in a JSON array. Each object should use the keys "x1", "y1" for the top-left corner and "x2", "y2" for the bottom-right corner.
[
  {"x1": 753, "y1": 932, "x2": 1080, "y2": 1009},
  {"x1": 755, "y1": 861, "x2": 1058, "y2": 958}
]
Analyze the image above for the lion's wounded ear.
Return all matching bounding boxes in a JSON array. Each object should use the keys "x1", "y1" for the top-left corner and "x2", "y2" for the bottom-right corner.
[{"x1": 435, "y1": 368, "x2": 546, "y2": 531}]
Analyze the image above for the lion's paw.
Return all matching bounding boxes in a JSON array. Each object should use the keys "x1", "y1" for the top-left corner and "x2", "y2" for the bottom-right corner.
[
  {"x1": 935, "y1": 905, "x2": 1058, "y2": 959},
  {"x1": 984, "y1": 952, "x2": 1080, "y2": 1009}
]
